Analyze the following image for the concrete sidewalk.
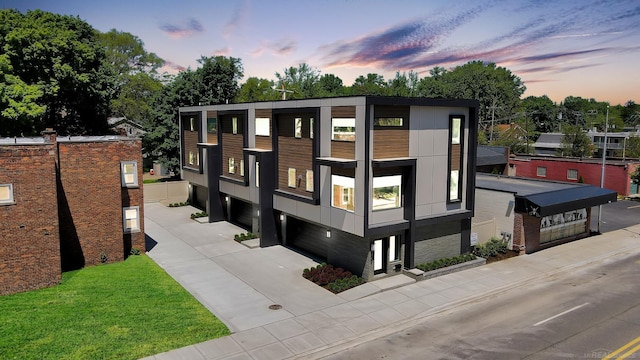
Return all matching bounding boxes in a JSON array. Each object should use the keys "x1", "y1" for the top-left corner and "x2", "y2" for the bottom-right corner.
[{"x1": 141, "y1": 202, "x2": 640, "y2": 360}]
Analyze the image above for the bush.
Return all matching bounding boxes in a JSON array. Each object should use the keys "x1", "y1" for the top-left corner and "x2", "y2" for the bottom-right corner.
[
  {"x1": 130, "y1": 247, "x2": 141, "y2": 256},
  {"x1": 190, "y1": 211, "x2": 208, "y2": 219},
  {"x1": 302, "y1": 263, "x2": 365, "y2": 292},
  {"x1": 168, "y1": 202, "x2": 189, "y2": 207},
  {"x1": 233, "y1": 232, "x2": 258, "y2": 242},
  {"x1": 416, "y1": 253, "x2": 477, "y2": 272},
  {"x1": 472, "y1": 237, "x2": 509, "y2": 258}
]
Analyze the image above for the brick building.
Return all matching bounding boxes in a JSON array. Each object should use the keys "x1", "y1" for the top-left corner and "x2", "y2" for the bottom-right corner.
[
  {"x1": 179, "y1": 96, "x2": 479, "y2": 281},
  {"x1": 508, "y1": 156, "x2": 640, "y2": 197},
  {"x1": 0, "y1": 131, "x2": 144, "y2": 295}
]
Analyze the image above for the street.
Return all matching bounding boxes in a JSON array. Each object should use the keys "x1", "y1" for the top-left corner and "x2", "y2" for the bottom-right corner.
[{"x1": 320, "y1": 253, "x2": 640, "y2": 359}]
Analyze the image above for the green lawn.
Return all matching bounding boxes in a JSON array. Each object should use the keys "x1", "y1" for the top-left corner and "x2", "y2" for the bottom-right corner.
[{"x1": 0, "y1": 255, "x2": 230, "y2": 360}]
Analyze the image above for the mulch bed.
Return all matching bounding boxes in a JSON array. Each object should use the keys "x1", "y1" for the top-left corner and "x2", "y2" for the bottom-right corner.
[{"x1": 484, "y1": 249, "x2": 520, "y2": 264}]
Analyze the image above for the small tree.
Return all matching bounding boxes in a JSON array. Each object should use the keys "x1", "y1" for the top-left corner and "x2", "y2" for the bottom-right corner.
[{"x1": 558, "y1": 125, "x2": 593, "y2": 157}]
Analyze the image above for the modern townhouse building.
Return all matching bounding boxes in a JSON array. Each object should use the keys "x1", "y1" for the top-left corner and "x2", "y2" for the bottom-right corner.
[{"x1": 179, "y1": 96, "x2": 479, "y2": 281}]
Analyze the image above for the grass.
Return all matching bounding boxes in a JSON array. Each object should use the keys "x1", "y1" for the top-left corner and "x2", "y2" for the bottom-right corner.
[
  {"x1": 0, "y1": 255, "x2": 230, "y2": 360},
  {"x1": 142, "y1": 178, "x2": 161, "y2": 184}
]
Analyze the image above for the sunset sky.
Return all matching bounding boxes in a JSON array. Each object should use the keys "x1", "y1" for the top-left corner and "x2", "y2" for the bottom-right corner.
[{"x1": 7, "y1": 0, "x2": 640, "y2": 105}]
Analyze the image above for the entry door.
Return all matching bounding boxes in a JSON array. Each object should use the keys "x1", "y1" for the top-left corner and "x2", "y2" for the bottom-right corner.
[{"x1": 373, "y1": 239, "x2": 386, "y2": 274}]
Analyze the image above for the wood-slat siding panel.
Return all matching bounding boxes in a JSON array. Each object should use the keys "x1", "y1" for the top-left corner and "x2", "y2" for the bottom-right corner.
[
  {"x1": 331, "y1": 141, "x2": 355, "y2": 159},
  {"x1": 222, "y1": 133, "x2": 245, "y2": 181},
  {"x1": 183, "y1": 129, "x2": 199, "y2": 166},
  {"x1": 373, "y1": 129, "x2": 408, "y2": 159},
  {"x1": 332, "y1": 106, "x2": 356, "y2": 118},
  {"x1": 278, "y1": 136, "x2": 313, "y2": 197},
  {"x1": 451, "y1": 144, "x2": 461, "y2": 171}
]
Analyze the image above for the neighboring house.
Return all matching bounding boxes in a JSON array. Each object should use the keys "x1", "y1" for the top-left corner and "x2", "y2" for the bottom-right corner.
[
  {"x1": 508, "y1": 155, "x2": 640, "y2": 197},
  {"x1": 533, "y1": 133, "x2": 564, "y2": 155},
  {"x1": 473, "y1": 173, "x2": 616, "y2": 254},
  {"x1": 0, "y1": 130, "x2": 145, "y2": 295},
  {"x1": 108, "y1": 117, "x2": 146, "y2": 138},
  {"x1": 179, "y1": 96, "x2": 479, "y2": 281},
  {"x1": 476, "y1": 146, "x2": 509, "y2": 174},
  {"x1": 588, "y1": 130, "x2": 640, "y2": 158}
]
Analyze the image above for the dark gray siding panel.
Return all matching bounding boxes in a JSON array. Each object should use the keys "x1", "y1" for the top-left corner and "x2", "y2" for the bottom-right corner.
[{"x1": 414, "y1": 221, "x2": 462, "y2": 264}]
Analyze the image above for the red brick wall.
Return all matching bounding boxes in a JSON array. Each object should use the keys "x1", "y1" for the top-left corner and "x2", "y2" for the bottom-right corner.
[
  {"x1": 509, "y1": 157, "x2": 635, "y2": 196},
  {"x1": 58, "y1": 139, "x2": 144, "y2": 270},
  {"x1": 0, "y1": 144, "x2": 61, "y2": 295}
]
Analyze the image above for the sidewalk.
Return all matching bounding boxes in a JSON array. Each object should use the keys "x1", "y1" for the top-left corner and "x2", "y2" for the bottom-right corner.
[{"x1": 141, "y1": 202, "x2": 640, "y2": 360}]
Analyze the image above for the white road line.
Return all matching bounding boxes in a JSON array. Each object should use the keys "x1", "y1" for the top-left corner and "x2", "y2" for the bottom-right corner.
[
  {"x1": 533, "y1": 303, "x2": 590, "y2": 327},
  {"x1": 628, "y1": 205, "x2": 640, "y2": 209}
]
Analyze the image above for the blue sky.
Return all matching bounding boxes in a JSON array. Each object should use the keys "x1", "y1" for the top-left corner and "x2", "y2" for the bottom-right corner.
[{"x1": 6, "y1": 0, "x2": 640, "y2": 105}]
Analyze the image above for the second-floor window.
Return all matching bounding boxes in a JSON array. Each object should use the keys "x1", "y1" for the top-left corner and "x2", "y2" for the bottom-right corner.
[
  {"x1": 121, "y1": 161, "x2": 138, "y2": 187},
  {"x1": 294, "y1": 118, "x2": 302, "y2": 138},
  {"x1": 256, "y1": 118, "x2": 269, "y2": 136},
  {"x1": 332, "y1": 118, "x2": 355, "y2": 141},
  {"x1": 331, "y1": 175, "x2": 355, "y2": 212}
]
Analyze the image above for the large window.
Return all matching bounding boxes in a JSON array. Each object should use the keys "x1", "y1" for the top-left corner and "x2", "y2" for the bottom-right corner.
[
  {"x1": 123, "y1": 206, "x2": 140, "y2": 233},
  {"x1": 372, "y1": 175, "x2": 402, "y2": 211},
  {"x1": 332, "y1": 175, "x2": 355, "y2": 212},
  {"x1": 332, "y1": 118, "x2": 355, "y2": 141},
  {"x1": 256, "y1": 117, "x2": 270, "y2": 136},
  {"x1": 537, "y1": 166, "x2": 547, "y2": 177},
  {"x1": 0, "y1": 184, "x2": 14, "y2": 205},
  {"x1": 120, "y1": 161, "x2": 138, "y2": 187}
]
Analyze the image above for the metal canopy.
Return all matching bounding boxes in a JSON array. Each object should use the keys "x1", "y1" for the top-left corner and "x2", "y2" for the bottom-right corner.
[{"x1": 515, "y1": 186, "x2": 617, "y2": 217}]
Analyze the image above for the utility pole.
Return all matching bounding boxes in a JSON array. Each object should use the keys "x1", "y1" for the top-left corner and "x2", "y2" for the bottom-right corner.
[
  {"x1": 487, "y1": 103, "x2": 500, "y2": 142},
  {"x1": 598, "y1": 106, "x2": 609, "y2": 233}
]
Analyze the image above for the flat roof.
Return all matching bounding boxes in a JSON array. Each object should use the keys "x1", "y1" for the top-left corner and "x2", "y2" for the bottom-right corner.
[
  {"x1": 476, "y1": 173, "x2": 617, "y2": 217},
  {"x1": 0, "y1": 135, "x2": 136, "y2": 145}
]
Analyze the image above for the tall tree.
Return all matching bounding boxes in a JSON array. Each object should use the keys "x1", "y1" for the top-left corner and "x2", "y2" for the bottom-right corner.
[
  {"x1": 275, "y1": 63, "x2": 320, "y2": 99},
  {"x1": 1, "y1": 9, "x2": 113, "y2": 135},
  {"x1": 520, "y1": 95, "x2": 558, "y2": 137},
  {"x1": 558, "y1": 125, "x2": 593, "y2": 157},
  {"x1": 0, "y1": 54, "x2": 46, "y2": 136},
  {"x1": 236, "y1": 77, "x2": 278, "y2": 102},
  {"x1": 145, "y1": 56, "x2": 244, "y2": 173},
  {"x1": 317, "y1": 73, "x2": 346, "y2": 97},
  {"x1": 98, "y1": 29, "x2": 164, "y2": 126},
  {"x1": 349, "y1": 73, "x2": 386, "y2": 95}
]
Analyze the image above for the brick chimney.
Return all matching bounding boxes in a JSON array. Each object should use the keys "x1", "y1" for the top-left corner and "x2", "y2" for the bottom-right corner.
[{"x1": 42, "y1": 128, "x2": 57, "y2": 145}]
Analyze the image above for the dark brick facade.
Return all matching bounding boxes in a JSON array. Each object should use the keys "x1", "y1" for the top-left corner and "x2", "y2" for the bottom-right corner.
[
  {"x1": 0, "y1": 143, "x2": 61, "y2": 295},
  {"x1": 0, "y1": 133, "x2": 144, "y2": 295},
  {"x1": 58, "y1": 139, "x2": 144, "y2": 270}
]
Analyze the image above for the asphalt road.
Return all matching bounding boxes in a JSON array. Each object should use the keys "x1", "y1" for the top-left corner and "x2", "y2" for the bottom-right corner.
[
  {"x1": 321, "y1": 253, "x2": 640, "y2": 359},
  {"x1": 595, "y1": 199, "x2": 640, "y2": 233}
]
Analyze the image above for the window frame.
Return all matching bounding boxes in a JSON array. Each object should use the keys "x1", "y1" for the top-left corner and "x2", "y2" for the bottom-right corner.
[
  {"x1": 255, "y1": 117, "x2": 270, "y2": 136},
  {"x1": 0, "y1": 183, "x2": 15, "y2": 205},
  {"x1": 447, "y1": 115, "x2": 465, "y2": 203},
  {"x1": 294, "y1": 117, "x2": 303, "y2": 138},
  {"x1": 120, "y1": 161, "x2": 139, "y2": 188},
  {"x1": 228, "y1": 157, "x2": 235, "y2": 174},
  {"x1": 372, "y1": 175, "x2": 402, "y2": 211},
  {"x1": 123, "y1": 206, "x2": 140, "y2": 233},
  {"x1": 288, "y1": 168, "x2": 297, "y2": 188},
  {"x1": 537, "y1": 166, "x2": 547, "y2": 177},
  {"x1": 331, "y1": 174, "x2": 355, "y2": 212},
  {"x1": 332, "y1": 118, "x2": 356, "y2": 142}
]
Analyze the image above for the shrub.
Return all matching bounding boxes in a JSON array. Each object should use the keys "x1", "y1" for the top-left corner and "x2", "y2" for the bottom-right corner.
[
  {"x1": 416, "y1": 253, "x2": 477, "y2": 272},
  {"x1": 302, "y1": 263, "x2": 365, "y2": 292},
  {"x1": 233, "y1": 232, "x2": 259, "y2": 243},
  {"x1": 168, "y1": 202, "x2": 189, "y2": 207},
  {"x1": 190, "y1": 211, "x2": 208, "y2": 219},
  {"x1": 472, "y1": 237, "x2": 509, "y2": 258},
  {"x1": 130, "y1": 247, "x2": 141, "y2": 256}
]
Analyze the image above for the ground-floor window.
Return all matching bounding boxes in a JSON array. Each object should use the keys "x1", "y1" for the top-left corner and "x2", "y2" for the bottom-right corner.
[
  {"x1": 332, "y1": 175, "x2": 355, "y2": 211},
  {"x1": 123, "y1": 206, "x2": 140, "y2": 233},
  {"x1": 540, "y1": 208, "x2": 587, "y2": 243},
  {"x1": 372, "y1": 175, "x2": 402, "y2": 211}
]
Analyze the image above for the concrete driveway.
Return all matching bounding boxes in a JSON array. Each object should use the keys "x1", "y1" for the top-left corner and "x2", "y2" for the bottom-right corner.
[{"x1": 144, "y1": 202, "x2": 345, "y2": 333}]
